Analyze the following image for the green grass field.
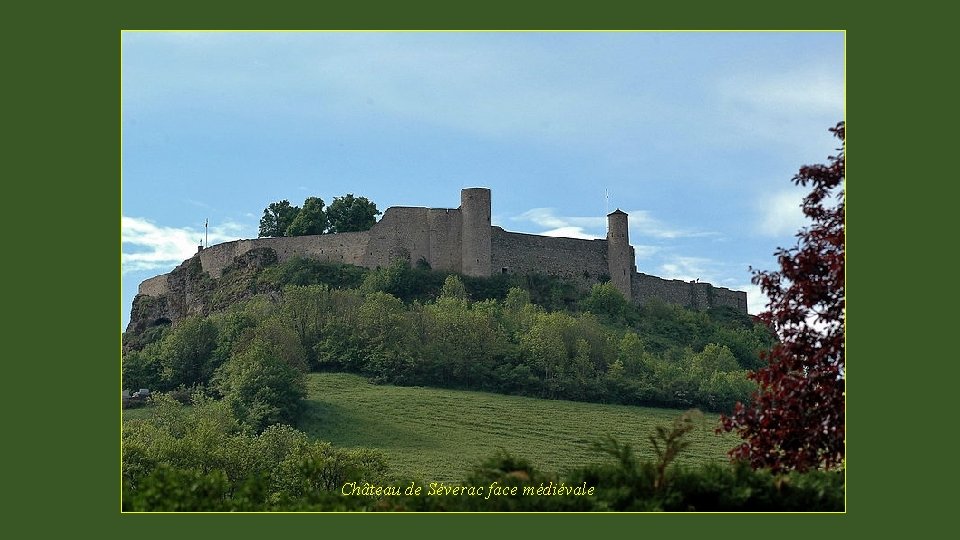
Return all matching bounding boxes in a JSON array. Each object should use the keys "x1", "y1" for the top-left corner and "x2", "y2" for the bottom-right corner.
[{"x1": 298, "y1": 373, "x2": 736, "y2": 483}]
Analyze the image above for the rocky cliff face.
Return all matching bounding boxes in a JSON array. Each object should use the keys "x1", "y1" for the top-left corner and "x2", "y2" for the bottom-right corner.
[{"x1": 125, "y1": 247, "x2": 280, "y2": 336}]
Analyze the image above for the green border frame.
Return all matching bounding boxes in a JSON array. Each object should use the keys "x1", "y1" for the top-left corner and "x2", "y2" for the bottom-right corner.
[{"x1": 13, "y1": 0, "x2": 910, "y2": 535}]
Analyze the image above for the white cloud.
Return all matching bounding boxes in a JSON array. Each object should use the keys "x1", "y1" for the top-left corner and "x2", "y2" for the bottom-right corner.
[
  {"x1": 627, "y1": 210, "x2": 719, "y2": 240},
  {"x1": 738, "y1": 283, "x2": 767, "y2": 316},
  {"x1": 658, "y1": 256, "x2": 714, "y2": 283},
  {"x1": 540, "y1": 227, "x2": 600, "y2": 240},
  {"x1": 511, "y1": 208, "x2": 604, "y2": 239},
  {"x1": 632, "y1": 245, "x2": 661, "y2": 259},
  {"x1": 121, "y1": 216, "x2": 248, "y2": 274},
  {"x1": 512, "y1": 207, "x2": 717, "y2": 241},
  {"x1": 756, "y1": 189, "x2": 807, "y2": 237}
]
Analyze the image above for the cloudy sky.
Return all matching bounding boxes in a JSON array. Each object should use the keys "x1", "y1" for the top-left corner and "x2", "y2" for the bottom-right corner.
[{"x1": 121, "y1": 31, "x2": 844, "y2": 328}]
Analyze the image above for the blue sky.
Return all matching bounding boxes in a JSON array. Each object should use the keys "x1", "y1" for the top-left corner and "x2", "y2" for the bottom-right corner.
[{"x1": 121, "y1": 31, "x2": 844, "y2": 328}]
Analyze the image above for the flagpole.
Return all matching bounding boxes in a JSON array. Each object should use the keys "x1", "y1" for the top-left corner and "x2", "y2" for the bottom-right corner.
[{"x1": 205, "y1": 218, "x2": 208, "y2": 248}]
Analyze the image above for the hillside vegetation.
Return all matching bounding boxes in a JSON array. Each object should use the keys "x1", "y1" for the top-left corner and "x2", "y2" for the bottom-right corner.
[
  {"x1": 124, "y1": 257, "x2": 775, "y2": 417},
  {"x1": 121, "y1": 253, "x2": 846, "y2": 512},
  {"x1": 120, "y1": 258, "x2": 843, "y2": 512}
]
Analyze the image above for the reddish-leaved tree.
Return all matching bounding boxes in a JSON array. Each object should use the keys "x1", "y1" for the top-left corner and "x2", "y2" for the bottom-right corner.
[{"x1": 720, "y1": 122, "x2": 845, "y2": 472}]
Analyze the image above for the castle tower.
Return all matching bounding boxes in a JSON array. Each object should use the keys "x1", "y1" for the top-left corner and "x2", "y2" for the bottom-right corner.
[
  {"x1": 460, "y1": 187, "x2": 491, "y2": 277},
  {"x1": 607, "y1": 209, "x2": 632, "y2": 300}
]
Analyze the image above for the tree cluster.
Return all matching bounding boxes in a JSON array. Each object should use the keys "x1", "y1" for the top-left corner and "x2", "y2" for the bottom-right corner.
[
  {"x1": 258, "y1": 194, "x2": 381, "y2": 238},
  {"x1": 122, "y1": 310, "x2": 308, "y2": 432}
]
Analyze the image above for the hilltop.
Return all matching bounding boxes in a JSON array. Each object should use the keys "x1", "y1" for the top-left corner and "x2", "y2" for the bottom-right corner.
[{"x1": 129, "y1": 188, "x2": 747, "y2": 335}]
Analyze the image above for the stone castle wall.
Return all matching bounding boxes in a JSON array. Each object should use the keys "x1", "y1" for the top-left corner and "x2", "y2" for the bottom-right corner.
[
  {"x1": 195, "y1": 231, "x2": 371, "y2": 279},
  {"x1": 138, "y1": 274, "x2": 171, "y2": 296},
  {"x1": 361, "y1": 206, "x2": 464, "y2": 272},
  {"x1": 490, "y1": 228, "x2": 609, "y2": 285},
  {"x1": 631, "y1": 272, "x2": 747, "y2": 312},
  {"x1": 362, "y1": 207, "x2": 431, "y2": 269},
  {"x1": 428, "y1": 208, "x2": 463, "y2": 272},
  {"x1": 134, "y1": 188, "x2": 748, "y2": 315},
  {"x1": 164, "y1": 205, "x2": 466, "y2": 285}
]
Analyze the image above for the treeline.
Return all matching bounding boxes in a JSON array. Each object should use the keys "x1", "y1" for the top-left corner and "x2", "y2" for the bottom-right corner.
[
  {"x1": 123, "y1": 401, "x2": 842, "y2": 512},
  {"x1": 258, "y1": 194, "x2": 380, "y2": 238},
  {"x1": 124, "y1": 258, "x2": 774, "y2": 415}
]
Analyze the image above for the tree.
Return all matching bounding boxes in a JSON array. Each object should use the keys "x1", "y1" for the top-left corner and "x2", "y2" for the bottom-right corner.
[
  {"x1": 157, "y1": 316, "x2": 219, "y2": 390},
  {"x1": 326, "y1": 194, "x2": 381, "y2": 233},
  {"x1": 212, "y1": 339, "x2": 307, "y2": 431},
  {"x1": 259, "y1": 200, "x2": 300, "y2": 238},
  {"x1": 285, "y1": 196, "x2": 328, "y2": 236},
  {"x1": 720, "y1": 122, "x2": 845, "y2": 472},
  {"x1": 581, "y1": 282, "x2": 630, "y2": 322},
  {"x1": 440, "y1": 274, "x2": 468, "y2": 301},
  {"x1": 122, "y1": 345, "x2": 163, "y2": 392},
  {"x1": 504, "y1": 287, "x2": 532, "y2": 311}
]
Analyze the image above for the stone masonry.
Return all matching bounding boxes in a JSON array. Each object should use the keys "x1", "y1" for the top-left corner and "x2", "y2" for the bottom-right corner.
[{"x1": 136, "y1": 188, "x2": 746, "y2": 313}]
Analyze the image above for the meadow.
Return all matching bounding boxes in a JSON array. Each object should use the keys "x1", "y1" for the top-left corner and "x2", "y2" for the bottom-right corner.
[{"x1": 298, "y1": 372, "x2": 736, "y2": 483}]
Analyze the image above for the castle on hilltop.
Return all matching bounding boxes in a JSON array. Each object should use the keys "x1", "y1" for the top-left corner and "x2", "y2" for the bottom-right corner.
[{"x1": 136, "y1": 188, "x2": 746, "y2": 313}]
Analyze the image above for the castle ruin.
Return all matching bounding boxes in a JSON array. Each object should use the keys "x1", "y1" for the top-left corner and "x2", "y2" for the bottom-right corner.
[{"x1": 136, "y1": 188, "x2": 747, "y2": 313}]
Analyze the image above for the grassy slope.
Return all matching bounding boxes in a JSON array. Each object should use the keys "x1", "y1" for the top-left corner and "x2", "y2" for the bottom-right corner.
[{"x1": 299, "y1": 372, "x2": 736, "y2": 483}]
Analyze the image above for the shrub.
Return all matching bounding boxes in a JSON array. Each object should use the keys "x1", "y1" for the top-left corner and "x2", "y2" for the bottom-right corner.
[{"x1": 212, "y1": 340, "x2": 308, "y2": 431}]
